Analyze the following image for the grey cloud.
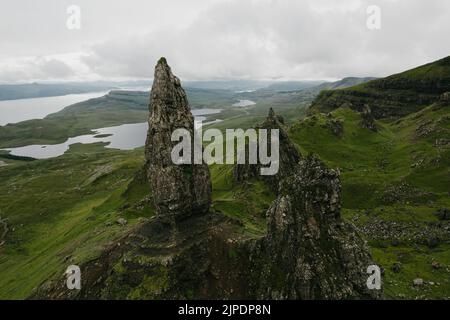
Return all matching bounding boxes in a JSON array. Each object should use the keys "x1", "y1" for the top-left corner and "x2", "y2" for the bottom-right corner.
[
  {"x1": 1, "y1": 0, "x2": 450, "y2": 81},
  {"x1": 0, "y1": 57, "x2": 75, "y2": 83},
  {"x1": 38, "y1": 59, "x2": 74, "y2": 78}
]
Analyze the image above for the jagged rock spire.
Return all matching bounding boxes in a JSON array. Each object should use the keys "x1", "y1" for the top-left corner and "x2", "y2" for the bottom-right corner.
[
  {"x1": 259, "y1": 155, "x2": 379, "y2": 299},
  {"x1": 360, "y1": 104, "x2": 377, "y2": 132},
  {"x1": 145, "y1": 58, "x2": 211, "y2": 222},
  {"x1": 234, "y1": 108, "x2": 300, "y2": 193}
]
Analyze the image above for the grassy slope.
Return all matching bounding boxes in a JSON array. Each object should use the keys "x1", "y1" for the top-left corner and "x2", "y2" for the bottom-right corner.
[
  {"x1": 310, "y1": 56, "x2": 450, "y2": 118},
  {"x1": 210, "y1": 164, "x2": 275, "y2": 237},
  {"x1": 0, "y1": 143, "x2": 154, "y2": 299},
  {"x1": 289, "y1": 105, "x2": 450, "y2": 299}
]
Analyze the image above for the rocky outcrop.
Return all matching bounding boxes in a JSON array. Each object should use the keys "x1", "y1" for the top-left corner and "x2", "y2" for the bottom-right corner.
[
  {"x1": 145, "y1": 58, "x2": 211, "y2": 223},
  {"x1": 440, "y1": 92, "x2": 450, "y2": 104},
  {"x1": 233, "y1": 108, "x2": 301, "y2": 193},
  {"x1": 326, "y1": 118, "x2": 344, "y2": 137},
  {"x1": 435, "y1": 208, "x2": 450, "y2": 221},
  {"x1": 254, "y1": 155, "x2": 378, "y2": 299},
  {"x1": 360, "y1": 105, "x2": 377, "y2": 131}
]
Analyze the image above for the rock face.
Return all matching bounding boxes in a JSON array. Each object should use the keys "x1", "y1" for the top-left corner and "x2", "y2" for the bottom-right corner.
[
  {"x1": 435, "y1": 208, "x2": 450, "y2": 220},
  {"x1": 360, "y1": 105, "x2": 377, "y2": 131},
  {"x1": 440, "y1": 92, "x2": 450, "y2": 104},
  {"x1": 145, "y1": 58, "x2": 211, "y2": 222},
  {"x1": 234, "y1": 108, "x2": 301, "y2": 193},
  {"x1": 326, "y1": 118, "x2": 344, "y2": 137},
  {"x1": 255, "y1": 155, "x2": 377, "y2": 299},
  {"x1": 261, "y1": 108, "x2": 301, "y2": 188}
]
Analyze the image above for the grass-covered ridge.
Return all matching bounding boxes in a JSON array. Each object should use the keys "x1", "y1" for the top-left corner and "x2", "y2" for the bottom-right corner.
[{"x1": 310, "y1": 56, "x2": 450, "y2": 118}]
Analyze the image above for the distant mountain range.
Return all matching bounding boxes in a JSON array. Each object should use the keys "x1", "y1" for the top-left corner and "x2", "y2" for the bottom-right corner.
[
  {"x1": 0, "y1": 77, "x2": 378, "y2": 101},
  {"x1": 0, "y1": 81, "x2": 151, "y2": 101}
]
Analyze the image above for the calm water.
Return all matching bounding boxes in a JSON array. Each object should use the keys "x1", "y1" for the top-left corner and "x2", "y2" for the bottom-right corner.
[
  {"x1": 0, "y1": 92, "x2": 109, "y2": 126},
  {"x1": 232, "y1": 99, "x2": 256, "y2": 107},
  {"x1": 3, "y1": 109, "x2": 222, "y2": 159}
]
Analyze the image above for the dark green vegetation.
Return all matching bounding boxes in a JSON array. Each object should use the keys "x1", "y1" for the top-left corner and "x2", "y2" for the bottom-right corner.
[
  {"x1": 0, "y1": 144, "x2": 153, "y2": 298},
  {"x1": 0, "y1": 57, "x2": 449, "y2": 299},
  {"x1": 311, "y1": 56, "x2": 450, "y2": 118}
]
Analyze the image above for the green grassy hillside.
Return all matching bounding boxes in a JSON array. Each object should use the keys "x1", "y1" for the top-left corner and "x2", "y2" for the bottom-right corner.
[
  {"x1": 289, "y1": 104, "x2": 450, "y2": 299},
  {"x1": 310, "y1": 56, "x2": 450, "y2": 118},
  {"x1": 0, "y1": 144, "x2": 155, "y2": 299}
]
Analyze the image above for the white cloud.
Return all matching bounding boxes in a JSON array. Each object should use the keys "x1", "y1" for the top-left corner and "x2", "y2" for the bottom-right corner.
[{"x1": 1, "y1": 0, "x2": 449, "y2": 82}]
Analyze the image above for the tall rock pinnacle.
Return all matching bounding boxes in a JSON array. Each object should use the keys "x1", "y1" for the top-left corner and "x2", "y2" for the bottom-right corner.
[{"x1": 145, "y1": 58, "x2": 211, "y2": 222}]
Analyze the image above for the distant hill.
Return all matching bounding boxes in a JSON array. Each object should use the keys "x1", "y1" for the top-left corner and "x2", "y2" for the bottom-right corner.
[
  {"x1": 184, "y1": 80, "x2": 270, "y2": 91},
  {"x1": 184, "y1": 80, "x2": 328, "y2": 92},
  {"x1": 0, "y1": 81, "x2": 153, "y2": 101},
  {"x1": 0, "y1": 83, "x2": 114, "y2": 101},
  {"x1": 261, "y1": 80, "x2": 325, "y2": 92},
  {"x1": 310, "y1": 56, "x2": 450, "y2": 118},
  {"x1": 315, "y1": 77, "x2": 377, "y2": 90}
]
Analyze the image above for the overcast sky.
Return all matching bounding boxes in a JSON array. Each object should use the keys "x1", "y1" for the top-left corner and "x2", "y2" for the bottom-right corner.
[{"x1": 1, "y1": 0, "x2": 449, "y2": 83}]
